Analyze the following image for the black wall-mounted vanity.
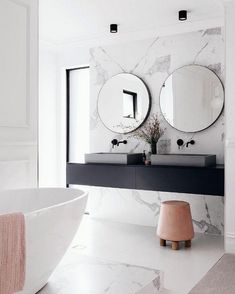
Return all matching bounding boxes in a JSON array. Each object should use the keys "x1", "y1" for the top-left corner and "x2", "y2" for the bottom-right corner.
[
  {"x1": 66, "y1": 65, "x2": 225, "y2": 197},
  {"x1": 66, "y1": 163, "x2": 224, "y2": 196}
]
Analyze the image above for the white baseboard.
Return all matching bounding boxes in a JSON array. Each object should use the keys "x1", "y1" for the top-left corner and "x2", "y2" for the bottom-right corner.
[{"x1": 225, "y1": 233, "x2": 235, "y2": 253}]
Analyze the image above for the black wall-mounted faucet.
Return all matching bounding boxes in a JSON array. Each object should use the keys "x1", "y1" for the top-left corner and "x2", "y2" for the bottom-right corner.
[
  {"x1": 111, "y1": 139, "x2": 127, "y2": 148},
  {"x1": 186, "y1": 140, "x2": 195, "y2": 147},
  {"x1": 177, "y1": 138, "x2": 195, "y2": 149}
]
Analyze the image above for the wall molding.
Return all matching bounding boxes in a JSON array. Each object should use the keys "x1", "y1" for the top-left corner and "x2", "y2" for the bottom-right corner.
[
  {"x1": 225, "y1": 233, "x2": 235, "y2": 253},
  {"x1": 225, "y1": 139, "x2": 235, "y2": 148},
  {"x1": 0, "y1": 141, "x2": 37, "y2": 147},
  {"x1": 226, "y1": 232, "x2": 235, "y2": 239},
  {"x1": 223, "y1": 0, "x2": 235, "y2": 3},
  {"x1": 40, "y1": 16, "x2": 224, "y2": 51},
  {"x1": 0, "y1": 159, "x2": 29, "y2": 164},
  {"x1": 0, "y1": 0, "x2": 30, "y2": 128}
]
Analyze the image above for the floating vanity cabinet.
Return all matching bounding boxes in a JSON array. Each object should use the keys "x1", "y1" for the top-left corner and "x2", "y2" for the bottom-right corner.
[
  {"x1": 67, "y1": 163, "x2": 135, "y2": 189},
  {"x1": 135, "y1": 165, "x2": 224, "y2": 196},
  {"x1": 66, "y1": 163, "x2": 224, "y2": 196}
]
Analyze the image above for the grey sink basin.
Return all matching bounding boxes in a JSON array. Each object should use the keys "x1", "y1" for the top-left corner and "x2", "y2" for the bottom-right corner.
[
  {"x1": 151, "y1": 154, "x2": 216, "y2": 167},
  {"x1": 85, "y1": 153, "x2": 143, "y2": 165}
]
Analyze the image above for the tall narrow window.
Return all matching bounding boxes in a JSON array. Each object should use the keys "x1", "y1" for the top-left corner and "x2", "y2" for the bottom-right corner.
[{"x1": 67, "y1": 67, "x2": 90, "y2": 163}]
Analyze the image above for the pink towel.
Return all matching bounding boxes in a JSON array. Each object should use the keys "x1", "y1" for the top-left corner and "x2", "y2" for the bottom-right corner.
[{"x1": 0, "y1": 213, "x2": 25, "y2": 294}]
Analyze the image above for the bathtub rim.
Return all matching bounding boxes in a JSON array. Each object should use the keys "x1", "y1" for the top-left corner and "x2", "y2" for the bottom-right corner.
[{"x1": 0, "y1": 187, "x2": 88, "y2": 217}]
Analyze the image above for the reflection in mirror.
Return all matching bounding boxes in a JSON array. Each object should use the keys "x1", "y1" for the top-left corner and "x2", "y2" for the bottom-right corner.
[
  {"x1": 160, "y1": 65, "x2": 224, "y2": 133},
  {"x1": 123, "y1": 90, "x2": 137, "y2": 119},
  {"x1": 98, "y1": 73, "x2": 150, "y2": 134}
]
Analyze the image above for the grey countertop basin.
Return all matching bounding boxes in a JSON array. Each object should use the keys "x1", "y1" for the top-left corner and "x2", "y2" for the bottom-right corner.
[
  {"x1": 85, "y1": 152, "x2": 143, "y2": 165},
  {"x1": 151, "y1": 154, "x2": 216, "y2": 167}
]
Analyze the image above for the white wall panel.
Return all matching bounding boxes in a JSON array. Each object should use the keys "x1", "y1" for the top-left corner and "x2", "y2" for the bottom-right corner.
[
  {"x1": 0, "y1": 0, "x2": 38, "y2": 189},
  {"x1": 0, "y1": 0, "x2": 29, "y2": 127}
]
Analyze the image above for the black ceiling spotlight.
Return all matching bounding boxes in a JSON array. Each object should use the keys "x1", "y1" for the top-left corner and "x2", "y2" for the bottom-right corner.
[
  {"x1": 179, "y1": 10, "x2": 187, "y2": 21},
  {"x1": 110, "y1": 24, "x2": 118, "y2": 33}
]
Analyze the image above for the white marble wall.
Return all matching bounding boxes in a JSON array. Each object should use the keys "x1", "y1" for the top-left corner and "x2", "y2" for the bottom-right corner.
[
  {"x1": 87, "y1": 188, "x2": 224, "y2": 235},
  {"x1": 88, "y1": 28, "x2": 224, "y2": 235}
]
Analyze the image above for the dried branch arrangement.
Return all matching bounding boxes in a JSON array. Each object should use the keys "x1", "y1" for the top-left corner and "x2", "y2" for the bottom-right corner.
[{"x1": 130, "y1": 114, "x2": 164, "y2": 144}]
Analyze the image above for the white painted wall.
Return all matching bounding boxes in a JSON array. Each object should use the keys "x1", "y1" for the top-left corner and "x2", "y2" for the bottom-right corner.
[
  {"x1": 39, "y1": 44, "x2": 58, "y2": 186},
  {"x1": 0, "y1": 0, "x2": 38, "y2": 189},
  {"x1": 224, "y1": 0, "x2": 235, "y2": 253},
  {"x1": 57, "y1": 46, "x2": 90, "y2": 186},
  {"x1": 39, "y1": 44, "x2": 90, "y2": 187}
]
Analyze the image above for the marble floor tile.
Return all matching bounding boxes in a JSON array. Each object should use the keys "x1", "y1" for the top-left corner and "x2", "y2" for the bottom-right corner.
[
  {"x1": 39, "y1": 255, "x2": 163, "y2": 294},
  {"x1": 38, "y1": 216, "x2": 224, "y2": 294}
]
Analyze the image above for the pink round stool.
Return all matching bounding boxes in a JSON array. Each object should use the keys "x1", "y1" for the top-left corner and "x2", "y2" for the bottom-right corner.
[{"x1": 157, "y1": 200, "x2": 194, "y2": 250}]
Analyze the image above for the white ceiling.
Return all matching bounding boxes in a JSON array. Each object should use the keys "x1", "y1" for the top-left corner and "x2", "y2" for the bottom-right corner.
[{"x1": 39, "y1": 0, "x2": 224, "y2": 45}]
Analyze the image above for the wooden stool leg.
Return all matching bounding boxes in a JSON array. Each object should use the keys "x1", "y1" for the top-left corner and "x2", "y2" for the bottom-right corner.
[
  {"x1": 185, "y1": 240, "x2": 191, "y2": 248},
  {"x1": 160, "y1": 238, "x2": 166, "y2": 246},
  {"x1": 172, "y1": 241, "x2": 179, "y2": 250}
]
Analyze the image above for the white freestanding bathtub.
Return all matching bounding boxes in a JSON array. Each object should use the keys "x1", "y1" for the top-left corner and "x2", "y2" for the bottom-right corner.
[{"x1": 0, "y1": 188, "x2": 88, "y2": 294}]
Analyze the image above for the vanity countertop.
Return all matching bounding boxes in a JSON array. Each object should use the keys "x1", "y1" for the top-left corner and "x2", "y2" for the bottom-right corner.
[{"x1": 80, "y1": 162, "x2": 224, "y2": 168}]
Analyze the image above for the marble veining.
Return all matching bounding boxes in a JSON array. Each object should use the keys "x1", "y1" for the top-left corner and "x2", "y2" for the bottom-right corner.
[
  {"x1": 38, "y1": 255, "x2": 164, "y2": 294},
  {"x1": 87, "y1": 187, "x2": 224, "y2": 235},
  {"x1": 99, "y1": 47, "x2": 127, "y2": 72},
  {"x1": 38, "y1": 216, "x2": 224, "y2": 294},
  {"x1": 88, "y1": 27, "x2": 224, "y2": 234},
  {"x1": 90, "y1": 49, "x2": 109, "y2": 86},
  {"x1": 145, "y1": 55, "x2": 171, "y2": 76},
  {"x1": 193, "y1": 219, "x2": 221, "y2": 235},
  {"x1": 132, "y1": 190, "x2": 161, "y2": 216},
  {"x1": 208, "y1": 63, "x2": 222, "y2": 76},
  {"x1": 193, "y1": 42, "x2": 209, "y2": 63},
  {"x1": 130, "y1": 37, "x2": 160, "y2": 73},
  {"x1": 202, "y1": 27, "x2": 222, "y2": 36}
]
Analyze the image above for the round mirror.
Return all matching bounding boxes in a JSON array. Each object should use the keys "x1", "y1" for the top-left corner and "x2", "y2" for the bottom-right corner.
[
  {"x1": 160, "y1": 65, "x2": 224, "y2": 133},
  {"x1": 98, "y1": 73, "x2": 151, "y2": 134}
]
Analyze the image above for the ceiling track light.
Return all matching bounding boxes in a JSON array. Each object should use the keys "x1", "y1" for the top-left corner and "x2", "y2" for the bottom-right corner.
[
  {"x1": 110, "y1": 24, "x2": 118, "y2": 33},
  {"x1": 179, "y1": 10, "x2": 187, "y2": 21}
]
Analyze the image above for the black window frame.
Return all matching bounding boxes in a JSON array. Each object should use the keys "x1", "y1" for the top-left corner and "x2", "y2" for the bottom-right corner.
[{"x1": 66, "y1": 66, "x2": 90, "y2": 165}]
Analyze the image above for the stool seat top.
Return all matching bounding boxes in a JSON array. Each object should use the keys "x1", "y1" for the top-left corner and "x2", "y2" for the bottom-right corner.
[{"x1": 161, "y1": 200, "x2": 189, "y2": 206}]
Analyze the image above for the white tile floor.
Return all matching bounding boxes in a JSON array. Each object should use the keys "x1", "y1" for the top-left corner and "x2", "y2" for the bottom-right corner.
[{"x1": 39, "y1": 216, "x2": 224, "y2": 294}]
